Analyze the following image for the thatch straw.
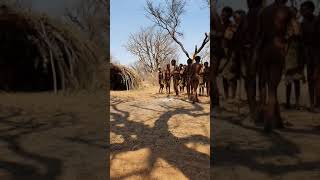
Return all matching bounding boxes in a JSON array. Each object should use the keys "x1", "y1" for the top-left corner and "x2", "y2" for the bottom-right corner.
[
  {"x1": 110, "y1": 63, "x2": 141, "y2": 90},
  {"x1": 0, "y1": 4, "x2": 106, "y2": 93}
]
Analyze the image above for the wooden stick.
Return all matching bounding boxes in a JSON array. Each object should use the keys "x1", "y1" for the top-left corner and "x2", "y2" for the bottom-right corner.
[{"x1": 41, "y1": 21, "x2": 57, "y2": 94}]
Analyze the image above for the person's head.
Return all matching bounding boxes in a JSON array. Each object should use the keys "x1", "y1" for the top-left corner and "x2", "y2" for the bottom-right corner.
[
  {"x1": 195, "y1": 56, "x2": 201, "y2": 63},
  {"x1": 158, "y1": 67, "x2": 161, "y2": 71},
  {"x1": 300, "y1": 1, "x2": 315, "y2": 18},
  {"x1": 247, "y1": 0, "x2": 263, "y2": 9},
  {"x1": 221, "y1": 6, "x2": 233, "y2": 22},
  {"x1": 179, "y1": 64, "x2": 183, "y2": 68},
  {"x1": 290, "y1": 6, "x2": 298, "y2": 17},
  {"x1": 275, "y1": 0, "x2": 288, "y2": 5},
  {"x1": 204, "y1": 62, "x2": 209, "y2": 67},
  {"x1": 233, "y1": 10, "x2": 246, "y2": 25},
  {"x1": 171, "y1": 59, "x2": 176, "y2": 66},
  {"x1": 187, "y1": 58, "x2": 192, "y2": 65}
]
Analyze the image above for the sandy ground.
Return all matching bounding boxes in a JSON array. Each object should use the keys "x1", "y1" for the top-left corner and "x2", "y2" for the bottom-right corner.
[
  {"x1": 110, "y1": 85, "x2": 210, "y2": 180},
  {"x1": 212, "y1": 78, "x2": 320, "y2": 180},
  {"x1": 0, "y1": 91, "x2": 107, "y2": 180}
]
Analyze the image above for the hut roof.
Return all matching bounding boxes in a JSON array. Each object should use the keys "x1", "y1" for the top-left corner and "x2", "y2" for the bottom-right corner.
[
  {"x1": 110, "y1": 63, "x2": 141, "y2": 91},
  {"x1": 0, "y1": 4, "x2": 106, "y2": 92}
]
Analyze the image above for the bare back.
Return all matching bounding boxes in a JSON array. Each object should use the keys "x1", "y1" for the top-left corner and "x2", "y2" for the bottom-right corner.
[{"x1": 192, "y1": 63, "x2": 203, "y2": 77}]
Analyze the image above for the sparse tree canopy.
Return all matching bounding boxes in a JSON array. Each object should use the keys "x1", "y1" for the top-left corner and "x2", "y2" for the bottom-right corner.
[
  {"x1": 126, "y1": 26, "x2": 179, "y2": 74},
  {"x1": 64, "y1": 0, "x2": 108, "y2": 48},
  {"x1": 146, "y1": 0, "x2": 209, "y2": 59}
]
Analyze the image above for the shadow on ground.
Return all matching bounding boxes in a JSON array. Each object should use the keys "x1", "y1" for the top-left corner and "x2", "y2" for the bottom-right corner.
[
  {"x1": 110, "y1": 96, "x2": 210, "y2": 179},
  {"x1": 212, "y1": 105, "x2": 320, "y2": 179},
  {"x1": 0, "y1": 105, "x2": 78, "y2": 180}
]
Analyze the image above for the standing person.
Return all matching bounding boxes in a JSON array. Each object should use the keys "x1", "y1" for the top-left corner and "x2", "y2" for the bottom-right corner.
[
  {"x1": 182, "y1": 64, "x2": 188, "y2": 92},
  {"x1": 179, "y1": 64, "x2": 185, "y2": 93},
  {"x1": 314, "y1": 12, "x2": 320, "y2": 111},
  {"x1": 235, "y1": 0, "x2": 263, "y2": 122},
  {"x1": 300, "y1": 1, "x2": 318, "y2": 112},
  {"x1": 257, "y1": 0, "x2": 294, "y2": 132},
  {"x1": 284, "y1": 7, "x2": 304, "y2": 109},
  {"x1": 191, "y1": 56, "x2": 203, "y2": 103},
  {"x1": 171, "y1": 59, "x2": 180, "y2": 96},
  {"x1": 185, "y1": 59, "x2": 193, "y2": 98},
  {"x1": 229, "y1": 10, "x2": 247, "y2": 100},
  {"x1": 164, "y1": 64, "x2": 171, "y2": 94},
  {"x1": 199, "y1": 63, "x2": 205, "y2": 96},
  {"x1": 203, "y1": 62, "x2": 210, "y2": 97},
  {"x1": 211, "y1": 6, "x2": 234, "y2": 108},
  {"x1": 218, "y1": 7, "x2": 235, "y2": 100},
  {"x1": 158, "y1": 67, "x2": 164, "y2": 94}
]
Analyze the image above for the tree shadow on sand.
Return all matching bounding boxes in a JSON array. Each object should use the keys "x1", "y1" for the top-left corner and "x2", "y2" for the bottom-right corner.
[
  {"x1": 0, "y1": 105, "x2": 77, "y2": 180},
  {"x1": 212, "y1": 108, "x2": 320, "y2": 177},
  {"x1": 110, "y1": 97, "x2": 210, "y2": 179}
]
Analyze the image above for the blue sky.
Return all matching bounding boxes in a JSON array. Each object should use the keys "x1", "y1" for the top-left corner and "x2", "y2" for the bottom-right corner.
[{"x1": 111, "y1": 0, "x2": 210, "y2": 66}]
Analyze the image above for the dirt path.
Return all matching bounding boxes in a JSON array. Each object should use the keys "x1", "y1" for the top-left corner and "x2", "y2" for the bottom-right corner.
[
  {"x1": 110, "y1": 86, "x2": 210, "y2": 180},
  {"x1": 0, "y1": 92, "x2": 107, "y2": 180},
  {"x1": 212, "y1": 79, "x2": 320, "y2": 180}
]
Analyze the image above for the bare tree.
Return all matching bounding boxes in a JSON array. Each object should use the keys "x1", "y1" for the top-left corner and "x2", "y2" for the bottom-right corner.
[
  {"x1": 64, "y1": 0, "x2": 108, "y2": 48},
  {"x1": 146, "y1": 0, "x2": 209, "y2": 60},
  {"x1": 126, "y1": 26, "x2": 179, "y2": 74}
]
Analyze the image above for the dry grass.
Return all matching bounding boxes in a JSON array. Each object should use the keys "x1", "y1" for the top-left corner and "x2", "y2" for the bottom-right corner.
[{"x1": 0, "y1": 4, "x2": 106, "y2": 91}]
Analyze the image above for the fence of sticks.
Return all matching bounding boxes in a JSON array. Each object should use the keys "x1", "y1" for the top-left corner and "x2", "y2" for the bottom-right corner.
[
  {"x1": 110, "y1": 63, "x2": 141, "y2": 91},
  {"x1": 0, "y1": 4, "x2": 106, "y2": 93}
]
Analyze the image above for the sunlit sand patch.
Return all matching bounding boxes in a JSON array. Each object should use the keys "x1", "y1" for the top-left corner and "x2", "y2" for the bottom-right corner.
[
  {"x1": 168, "y1": 114, "x2": 209, "y2": 138},
  {"x1": 150, "y1": 158, "x2": 188, "y2": 180},
  {"x1": 110, "y1": 148, "x2": 151, "y2": 179},
  {"x1": 110, "y1": 132, "x2": 124, "y2": 144},
  {"x1": 184, "y1": 143, "x2": 210, "y2": 156},
  {"x1": 127, "y1": 109, "x2": 162, "y2": 128},
  {"x1": 130, "y1": 134, "x2": 138, "y2": 140},
  {"x1": 115, "y1": 123, "x2": 125, "y2": 128}
]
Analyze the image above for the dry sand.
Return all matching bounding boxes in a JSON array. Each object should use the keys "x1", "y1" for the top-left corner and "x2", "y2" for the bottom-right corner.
[
  {"x1": 0, "y1": 91, "x2": 107, "y2": 180},
  {"x1": 212, "y1": 78, "x2": 320, "y2": 180},
  {"x1": 110, "y1": 86, "x2": 210, "y2": 180}
]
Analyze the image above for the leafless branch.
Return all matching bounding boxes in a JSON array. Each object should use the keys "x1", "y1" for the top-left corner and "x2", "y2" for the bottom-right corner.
[{"x1": 146, "y1": 0, "x2": 209, "y2": 59}]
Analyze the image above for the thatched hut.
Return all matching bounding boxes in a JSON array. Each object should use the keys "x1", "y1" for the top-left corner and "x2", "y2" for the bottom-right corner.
[
  {"x1": 110, "y1": 63, "x2": 141, "y2": 91},
  {"x1": 0, "y1": 5, "x2": 105, "y2": 92}
]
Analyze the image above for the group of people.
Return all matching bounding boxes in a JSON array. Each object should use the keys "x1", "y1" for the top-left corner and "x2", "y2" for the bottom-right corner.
[
  {"x1": 158, "y1": 56, "x2": 210, "y2": 103},
  {"x1": 211, "y1": 0, "x2": 320, "y2": 132}
]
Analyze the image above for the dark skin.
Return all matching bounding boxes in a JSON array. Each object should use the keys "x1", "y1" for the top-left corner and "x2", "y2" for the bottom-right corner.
[
  {"x1": 179, "y1": 64, "x2": 184, "y2": 92},
  {"x1": 165, "y1": 64, "x2": 171, "y2": 94},
  {"x1": 191, "y1": 57, "x2": 203, "y2": 103},
  {"x1": 185, "y1": 59, "x2": 193, "y2": 98},
  {"x1": 171, "y1": 60, "x2": 180, "y2": 96},
  {"x1": 315, "y1": 15, "x2": 320, "y2": 109},
  {"x1": 234, "y1": 0, "x2": 263, "y2": 122},
  {"x1": 210, "y1": 7, "x2": 233, "y2": 108},
  {"x1": 300, "y1": 2, "x2": 319, "y2": 111},
  {"x1": 258, "y1": 0, "x2": 292, "y2": 132},
  {"x1": 158, "y1": 68, "x2": 164, "y2": 94},
  {"x1": 228, "y1": 11, "x2": 246, "y2": 100},
  {"x1": 285, "y1": 8, "x2": 302, "y2": 109},
  {"x1": 203, "y1": 62, "x2": 210, "y2": 97}
]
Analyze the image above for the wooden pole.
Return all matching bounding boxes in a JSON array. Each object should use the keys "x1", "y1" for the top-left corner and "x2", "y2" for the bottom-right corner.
[{"x1": 41, "y1": 21, "x2": 57, "y2": 94}]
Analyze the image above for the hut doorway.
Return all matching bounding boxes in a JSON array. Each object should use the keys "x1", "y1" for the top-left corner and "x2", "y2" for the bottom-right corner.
[{"x1": 0, "y1": 22, "x2": 61, "y2": 92}]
